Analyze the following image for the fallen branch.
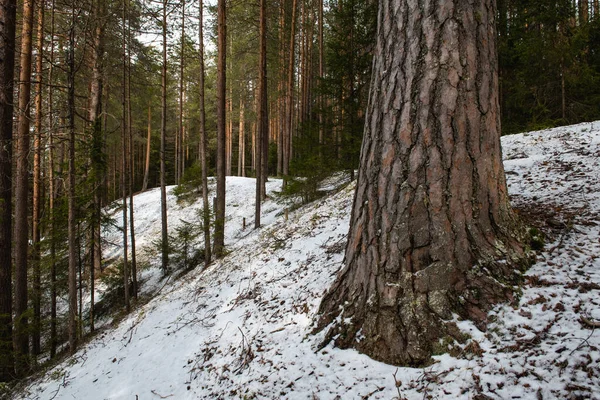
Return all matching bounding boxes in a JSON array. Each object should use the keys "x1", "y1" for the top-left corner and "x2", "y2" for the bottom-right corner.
[
  {"x1": 151, "y1": 389, "x2": 174, "y2": 398},
  {"x1": 580, "y1": 316, "x2": 600, "y2": 328}
]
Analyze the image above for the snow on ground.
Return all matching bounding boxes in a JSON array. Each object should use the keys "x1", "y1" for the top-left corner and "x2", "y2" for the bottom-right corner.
[{"x1": 15, "y1": 122, "x2": 600, "y2": 399}]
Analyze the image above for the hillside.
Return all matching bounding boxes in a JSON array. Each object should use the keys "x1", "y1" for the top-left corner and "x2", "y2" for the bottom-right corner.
[{"x1": 15, "y1": 122, "x2": 600, "y2": 399}]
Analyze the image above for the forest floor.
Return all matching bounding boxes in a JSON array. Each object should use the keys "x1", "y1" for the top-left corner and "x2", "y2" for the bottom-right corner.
[{"x1": 12, "y1": 122, "x2": 600, "y2": 399}]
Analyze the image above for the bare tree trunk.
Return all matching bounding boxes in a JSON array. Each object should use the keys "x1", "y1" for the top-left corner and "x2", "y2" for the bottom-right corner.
[
  {"x1": 31, "y1": 0, "x2": 45, "y2": 359},
  {"x1": 260, "y1": 0, "x2": 268, "y2": 201},
  {"x1": 283, "y1": 0, "x2": 298, "y2": 188},
  {"x1": 142, "y1": 105, "x2": 151, "y2": 191},
  {"x1": 67, "y1": 2, "x2": 78, "y2": 355},
  {"x1": 121, "y1": 0, "x2": 130, "y2": 313},
  {"x1": 14, "y1": 0, "x2": 35, "y2": 371},
  {"x1": 127, "y1": 0, "x2": 137, "y2": 299},
  {"x1": 318, "y1": 0, "x2": 324, "y2": 148},
  {"x1": 178, "y1": 0, "x2": 186, "y2": 184},
  {"x1": 198, "y1": 0, "x2": 211, "y2": 268},
  {"x1": 256, "y1": 0, "x2": 268, "y2": 228},
  {"x1": 160, "y1": 0, "x2": 169, "y2": 271},
  {"x1": 238, "y1": 96, "x2": 245, "y2": 177},
  {"x1": 214, "y1": 0, "x2": 227, "y2": 257},
  {"x1": 317, "y1": 0, "x2": 530, "y2": 367},
  {"x1": 47, "y1": 0, "x2": 57, "y2": 358},
  {"x1": 89, "y1": 0, "x2": 106, "y2": 334},
  {"x1": 277, "y1": 1, "x2": 285, "y2": 177},
  {"x1": 0, "y1": 0, "x2": 17, "y2": 381}
]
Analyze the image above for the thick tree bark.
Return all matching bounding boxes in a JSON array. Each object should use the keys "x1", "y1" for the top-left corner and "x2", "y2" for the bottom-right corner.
[
  {"x1": 0, "y1": 0, "x2": 17, "y2": 382},
  {"x1": 14, "y1": 0, "x2": 35, "y2": 371},
  {"x1": 214, "y1": 0, "x2": 227, "y2": 257},
  {"x1": 317, "y1": 0, "x2": 530, "y2": 367},
  {"x1": 198, "y1": 0, "x2": 211, "y2": 268},
  {"x1": 160, "y1": 0, "x2": 169, "y2": 271}
]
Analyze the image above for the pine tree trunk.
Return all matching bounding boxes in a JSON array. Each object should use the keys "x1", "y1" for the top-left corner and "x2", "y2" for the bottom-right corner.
[
  {"x1": 31, "y1": 0, "x2": 45, "y2": 358},
  {"x1": 142, "y1": 105, "x2": 151, "y2": 191},
  {"x1": 14, "y1": 0, "x2": 35, "y2": 371},
  {"x1": 198, "y1": 0, "x2": 211, "y2": 268},
  {"x1": 0, "y1": 0, "x2": 17, "y2": 381},
  {"x1": 89, "y1": 0, "x2": 106, "y2": 335},
  {"x1": 121, "y1": 0, "x2": 130, "y2": 313},
  {"x1": 214, "y1": 0, "x2": 227, "y2": 257},
  {"x1": 178, "y1": 0, "x2": 185, "y2": 185},
  {"x1": 47, "y1": 0, "x2": 57, "y2": 357},
  {"x1": 283, "y1": 0, "x2": 298, "y2": 187},
  {"x1": 160, "y1": 0, "x2": 169, "y2": 272},
  {"x1": 317, "y1": 0, "x2": 530, "y2": 367},
  {"x1": 256, "y1": 0, "x2": 268, "y2": 228},
  {"x1": 67, "y1": 3, "x2": 78, "y2": 354},
  {"x1": 127, "y1": 0, "x2": 137, "y2": 299},
  {"x1": 238, "y1": 97, "x2": 245, "y2": 177}
]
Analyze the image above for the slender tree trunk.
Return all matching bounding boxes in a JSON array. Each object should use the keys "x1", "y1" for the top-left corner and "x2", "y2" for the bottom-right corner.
[
  {"x1": 317, "y1": 0, "x2": 530, "y2": 367},
  {"x1": 14, "y1": 0, "x2": 35, "y2": 371},
  {"x1": 67, "y1": 2, "x2": 78, "y2": 355},
  {"x1": 47, "y1": 0, "x2": 57, "y2": 358},
  {"x1": 142, "y1": 105, "x2": 151, "y2": 191},
  {"x1": 283, "y1": 0, "x2": 298, "y2": 187},
  {"x1": 126, "y1": 0, "x2": 137, "y2": 298},
  {"x1": 214, "y1": 0, "x2": 227, "y2": 257},
  {"x1": 89, "y1": 0, "x2": 106, "y2": 334},
  {"x1": 277, "y1": 1, "x2": 285, "y2": 176},
  {"x1": 260, "y1": 0, "x2": 268, "y2": 200},
  {"x1": 0, "y1": 0, "x2": 17, "y2": 381},
  {"x1": 256, "y1": 0, "x2": 268, "y2": 228},
  {"x1": 318, "y1": 0, "x2": 324, "y2": 145},
  {"x1": 160, "y1": 0, "x2": 169, "y2": 271},
  {"x1": 178, "y1": 0, "x2": 186, "y2": 184},
  {"x1": 198, "y1": 0, "x2": 211, "y2": 267},
  {"x1": 121, "y1": 0, "x2": 130, "y2": 312},
  {"x1": 238, "y1": 97, "x2": 245, "y2": 177},
  {"x1": 31, "y1": 0, "x2": 45, "y2": 359}
]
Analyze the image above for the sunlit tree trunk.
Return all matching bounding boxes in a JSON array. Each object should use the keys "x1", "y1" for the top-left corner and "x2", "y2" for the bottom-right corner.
[{"x1": 160, "y1": 0, "x2": 169, "y2": 271}]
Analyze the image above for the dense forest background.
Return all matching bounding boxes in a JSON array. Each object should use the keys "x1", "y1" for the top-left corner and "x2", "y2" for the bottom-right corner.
[{"x1": 1, "y1": 0, "x2": 600, "y2": 383}]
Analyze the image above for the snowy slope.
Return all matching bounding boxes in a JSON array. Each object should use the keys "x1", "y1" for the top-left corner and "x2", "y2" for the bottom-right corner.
[{"x1": 15, "y1": 122, "x2": 600, "y2": 399}]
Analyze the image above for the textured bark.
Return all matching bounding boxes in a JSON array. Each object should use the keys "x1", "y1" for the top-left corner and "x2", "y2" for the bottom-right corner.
[
  {"x1": 14, "y1": 0, "x2": 35, "y2": 371},
  {"x1": 0, "y1": 0, "x2": 16, "y2": 382},
  {"x1": 214, "y1": 0, "x2": 227, "y2": 257},
  {"x1": 160, "y1": 0, "x2": 169, "y2": 271},
  {"x1": 317, "y1": 0, "x2": 530, "y2": 367},
  {"x1": 198, "y1": 0, "x2": 211, "y2": 268}
]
